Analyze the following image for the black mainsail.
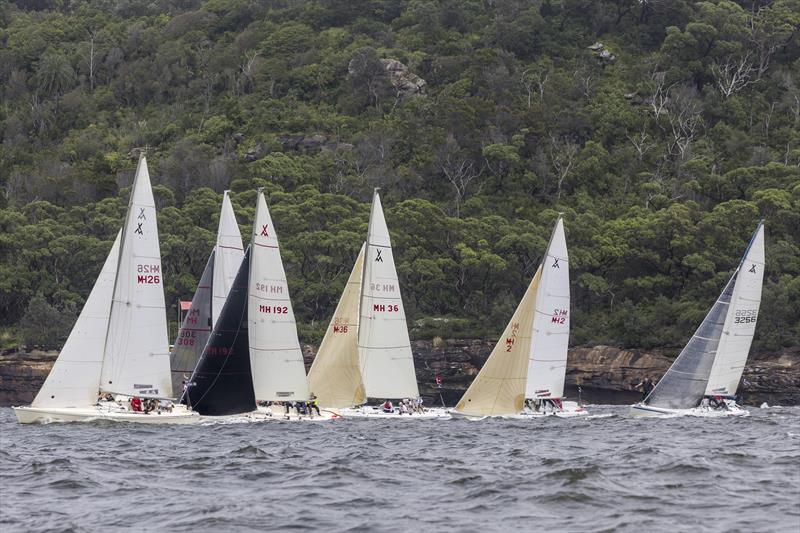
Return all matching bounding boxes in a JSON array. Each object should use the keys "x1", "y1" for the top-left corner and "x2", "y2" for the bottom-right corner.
[{"x1": 187, "y1": 246, "x2": 256, "y2": 415}]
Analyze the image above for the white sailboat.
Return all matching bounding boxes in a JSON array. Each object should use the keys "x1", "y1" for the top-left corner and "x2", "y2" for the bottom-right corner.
[
  {"x1": 630, "y1": 221, "x2": 765, "y2": 417},
  {"x1": 338, "y1": 190, "x2": 448, "y2": 418},
  {"x1": 452, "y1": 215, "x2": 586, "y2": 419},
  {"x1": 170, "y1": 191, "x2": 244, "y2": 398},
  {"x1": 14, "y1": 155, "x2": 198, "y2": 423}
]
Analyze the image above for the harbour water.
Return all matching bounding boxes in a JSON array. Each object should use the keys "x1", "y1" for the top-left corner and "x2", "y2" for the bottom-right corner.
[{"x1": 1, "y1": 406, "x2": 798, "y2": 532}]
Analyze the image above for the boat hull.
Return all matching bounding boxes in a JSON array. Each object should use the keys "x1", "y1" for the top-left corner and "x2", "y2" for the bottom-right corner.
[
  {"x1": 629, "y1": 402, "x2": 749, "y2": 418},
  {"x1": 450, "y1": 401, "x2": 588, "y2": 420},
  {"x1": 338, "y1": 406, "x2": 451, "y2": 419},
  {"x1": 252, "y1": 405, "x2": 340, "y2": 421},
  {"x1": 13, "y1": 404, "x2": 200, "y2": 424}
]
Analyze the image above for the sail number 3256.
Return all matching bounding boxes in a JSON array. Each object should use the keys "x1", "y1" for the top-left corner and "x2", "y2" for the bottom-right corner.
[{"x1": 734, "y1": 309, "x2": 758, "y2": 324}]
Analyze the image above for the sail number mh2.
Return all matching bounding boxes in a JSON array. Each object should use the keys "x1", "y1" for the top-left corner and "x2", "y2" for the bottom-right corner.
[
  {"x1": 137, "y1": 264, "x2": 161, "y2": 284},
  {"x1": 551, "y1": 308, "x2": 568, "y2": 324}
]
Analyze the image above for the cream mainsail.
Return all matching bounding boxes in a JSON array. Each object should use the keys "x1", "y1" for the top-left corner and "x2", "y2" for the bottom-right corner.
[
  {"x1": 307, "y1": 244, "x2": 366, "y2": 408},
  {"x1": 705, "y1": 222, "x2": 765, "y2": 397},
  {"x1": 525, "y1": 216, "x2": 570, "y2": 400},
  {"x1": 455, "y1": 266, "x2": 542, "y2": 416},
  {"x1": 32, "y1": 232, "x2": 121, "y2": 408},
  {"x1": 248, "y1": 191, "x2": 309, "y2": 401},
  {"x1": 100, "y1": 156, "x2": 172, "y2": 398},
  {"x1": 358, "y1": 190, "x2": 420, "y2": 400},
  {"x1": 212, "y1": 190, "x2": 244, "y2": 326}
]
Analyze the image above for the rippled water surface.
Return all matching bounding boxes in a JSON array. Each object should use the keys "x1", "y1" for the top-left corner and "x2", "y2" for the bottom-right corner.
[{"x1": 1, "y1": 406, "x2": 798, "y2": 532}]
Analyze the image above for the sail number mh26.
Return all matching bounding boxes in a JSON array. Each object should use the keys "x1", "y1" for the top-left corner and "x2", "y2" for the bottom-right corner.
[{"x1": 137, "y1": 264, "x2": 160, "y2": 284}]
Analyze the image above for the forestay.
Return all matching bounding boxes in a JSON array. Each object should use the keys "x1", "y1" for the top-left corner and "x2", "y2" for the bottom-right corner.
[
  {"x1": 32, "y1": 232, "x2": 121, "y2": 408},
  {"x1": 705, "y1": 222, "x2": 765, "y2": 397},
  {"x1": 455, "y1": 267, "x2": 542, "y2": 416},
  {"x1": 248, "y1": 191, "x2": 309, "y2": 401},
  {"x1": 358, "y1": 190, "x2": 420, "y2": 400},
  {"x1": 188, "y1": 247, "x2": 256, "y2": 416},
  {"x1": 170, "y1": 250, "x2": 214, "y2": 399},
  {"x1": 525, "y1": 216, "x2": 570, "y2": 400},
  {"x1": 212, "y1": 190, "x2": 245, "y2": 326},
  {"x1": 100, "y1": 156, "x2": 172, "y2": 399},
  {"x1": 307, "y1": 244, "x2": 366, "y2": 408},
  {"x1": 645, "y1": 274, "x2": 737, "y2": 409}
]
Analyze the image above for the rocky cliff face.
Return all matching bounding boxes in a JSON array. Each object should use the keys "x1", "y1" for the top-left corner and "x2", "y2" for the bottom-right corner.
[{"x1": 2, "y1": 344, "x2": 797, "y2": 407}]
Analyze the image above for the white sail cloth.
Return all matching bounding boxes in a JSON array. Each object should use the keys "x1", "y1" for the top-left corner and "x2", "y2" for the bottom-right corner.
[{"x1": 212, "y1": 190, "x2": 244, "y2": 326}]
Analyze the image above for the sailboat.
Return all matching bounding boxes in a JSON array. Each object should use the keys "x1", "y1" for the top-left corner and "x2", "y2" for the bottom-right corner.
[
  {"x1": 452, "y1": 215, "x2": 586, "y2": 419},
  {"x1": 14, "y1": 156, "x2": 198, "y2": 423},
  {"x1": 170, "y1": 191, "x2": 244, "y2": 399},
  {"x1": 336, "y1": 189, "x2": 449, "y2": 418},
  {"x1": 630, "y1": 221, "x2": 765, "y2": 417}
]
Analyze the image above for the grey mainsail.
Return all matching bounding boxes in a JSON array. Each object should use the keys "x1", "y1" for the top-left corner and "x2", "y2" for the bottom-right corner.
[
  {"x1": 645, "y1": 272, "x2": 738, "y2": 409},
  {"x1": 170, "y1": 250, "x2": 214, "y2": 399}
]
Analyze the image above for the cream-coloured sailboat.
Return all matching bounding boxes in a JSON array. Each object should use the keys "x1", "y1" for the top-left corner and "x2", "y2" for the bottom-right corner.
[
  {"x1": 14, "y1": 156, "x2": 198, "y2": 424},
  {"x1": 452, "y1": 215, "x2": 586, "y2": 420},
  {"x1": 247, "y1": 191, "x2": 334, "y2": 421},
  {"x1": 332, "y1": 190, "x2": 448, "y2": 419},
  {"x1": 630, "y1": 221, "x2": 765, "y2": 418}
]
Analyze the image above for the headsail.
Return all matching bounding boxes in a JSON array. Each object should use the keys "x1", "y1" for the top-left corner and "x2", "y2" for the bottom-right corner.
[
  {"x1": 645, "y1": 274, "x2": 737, "y2": 409},
  {"x1": 170, "y1": 250, "x2": 214, "y2": 398},
  {"x1": 307, "y1": 244, "x2": 366, "y2": 408},
  {"x1": 705, "y1": 222, "x2": 765, "y2": 397},
  {"x1": 525, "y1": 216, "x2": 570, "y2": 400},
  {"x1": 100, "y1": 156, "x2": 172, "y2": 399},
  {"x1": 358, "y1": 190, "x2": 420, "y2": 400},
  {"x1": 455, "y1": 267, "x2": 542, "y2": 416},
  {"x1": 248, "y1": 191, "x2": 309, "y2": 401},
  {"x1": 32, "y1": 232, "x2": 121, "y2": 408},
  {"x1": 188, "y1": 247, "x2": 256, "y2": 416},
  {"x1": 212, "y1": 190, "x2": 245, "y2": 327}
]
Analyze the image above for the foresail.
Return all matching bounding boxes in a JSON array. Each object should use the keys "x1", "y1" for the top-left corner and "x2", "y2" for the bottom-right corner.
[
  {"x1": 525, "y1": 216, "x2": 570, "y2": 400},
  {"x1": 170, "y1": 250, "x2": 214, "y2": 399},
  {"x1": 188, "y1": 247, "x2": 256, "y2": 416},
  {"x1": 705, "y1": 222, "x2": 765, "y2": 397},
  {"x1": 33, "y1": 232, "x2": 121, "y2": 408},
  {"x1": 100, "y1": 156, "x2": 172, "y2": 399},
  {"x1": 307, "y1": 244, "x2": 366, "y2": 408},
  {"x1": 358, "y1": 190, "x2": 420, "y2": 399},
  {"x1": 646, "y1": 273, "x2": 737, "y2": 409},
  {"x1": 212, "y1": 190, "x2": 245, "y2": 327},
  {"x1": 455, "y1": 266, "x2": 542, "y2": 416},
  {"x1": 248, "y1": 191, "x2": 309, "y2": 401}
]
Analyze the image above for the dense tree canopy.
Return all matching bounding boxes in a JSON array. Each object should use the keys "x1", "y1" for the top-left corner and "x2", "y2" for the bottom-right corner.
[{"x1": 1, "y1": 0, "x2": 798, "y2": 353}]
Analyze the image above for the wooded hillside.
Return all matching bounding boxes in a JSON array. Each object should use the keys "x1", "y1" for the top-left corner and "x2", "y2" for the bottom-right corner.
[{"x1": 1, "y1": 0, "x2": 798, "y2": 352}]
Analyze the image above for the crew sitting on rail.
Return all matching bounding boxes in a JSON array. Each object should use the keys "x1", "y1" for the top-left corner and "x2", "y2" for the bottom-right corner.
[
  {"x1": 382, "y1": 399, "x2": 393, "y2": 413},
  {"x1": 308, "y1": 393, "x2": 321, "y2": 417}
]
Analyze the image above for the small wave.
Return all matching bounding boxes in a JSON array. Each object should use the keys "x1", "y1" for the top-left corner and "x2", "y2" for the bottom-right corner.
[{"x1": 542, "y1": 465, "x2": 600, "y2": 484}]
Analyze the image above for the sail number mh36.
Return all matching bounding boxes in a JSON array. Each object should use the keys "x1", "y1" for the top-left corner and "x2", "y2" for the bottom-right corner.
[{"x1": 136, "y1": 264, "x2": 161, "y2": 284}]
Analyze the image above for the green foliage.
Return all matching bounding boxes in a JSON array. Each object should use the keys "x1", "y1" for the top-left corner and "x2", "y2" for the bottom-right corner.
[{"x1": 1, "y1": 0, "x2": 798, "y2": 353}]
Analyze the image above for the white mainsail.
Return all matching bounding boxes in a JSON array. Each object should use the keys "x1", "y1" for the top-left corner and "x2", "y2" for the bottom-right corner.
[
  {"x1": 358, "y1": 190, "x2": 420, "y2": 399},
  {"x1": 32, "y1": 232, "x2": 121, "y2": 408},
  {"x1": 99, "y1": 156, "x2": 172, "y2": 398},
  {"x1": 248, "y1": 191, "x2": 309, "y2": 401},
  {"x1": 525, "y1": 216, "x2": 570, "y2": 400},
  {"x1": 307, "y1": 244, "x2": 366, "y2": 408},
  {"x1": 212, "y1": 190, "x2": 245, "y2": 326},
  {"x1": 705, "y1": 222, "x2": 765, "y2": 397},
  {"x1": 455, "y1": 267, "x2": 542, "y2": 416}
]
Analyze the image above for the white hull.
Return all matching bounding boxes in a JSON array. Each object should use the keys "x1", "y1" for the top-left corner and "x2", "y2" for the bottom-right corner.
[
  {"x1": 13, "y1": 403, "x2": 200, "y2": 424},
  {"x1": 338, "y1": 406, "x2": 451, "y2": 419},
  {"x1": 629, "y1": 401, "x2": 749, "y2": 418},
  {"x1": 252, "y1": 405, "x2": 339, "y2": 421},
  {"x1": 450, "y1": 401, "x2": 588, "y2": 420}
]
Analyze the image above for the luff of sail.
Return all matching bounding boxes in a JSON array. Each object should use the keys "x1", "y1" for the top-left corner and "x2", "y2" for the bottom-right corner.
[
  {"x1": 307, "y1": 244, "x2": 366, "y2": 408},
  {"x1": 525, "y1": 216, "x2": 570, "y2": 400},
  {"x1": 170, "y1": 250, "x2": 214, "y2": 398},
  {"x1": 248, "y1": 191, "x2": 309, "y2": 401},
  {"x1": 188, "y1": 247, "x2": 256, "y2": 416},
  {"x1": 99, "y1": 156, "x2": 172, "y2": 399},
  {"x1": 358, "y1": 190, "x2": 420, "y2": 400},
  {"x1": 455, "y1": 266, "x2": 542, "y2": 416},
  {"x1": 645, "y1": 274, "x2": 737, "y2": 409},
  {"x1": 212, "y1": 190, "x2": 245, "y2": 327},
  {"x1": 705, "y1": 222, "x2": 765, "y2": 397},
  {"x1": 32, "y1": 232, "x2": 121, "y2": 408}
]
